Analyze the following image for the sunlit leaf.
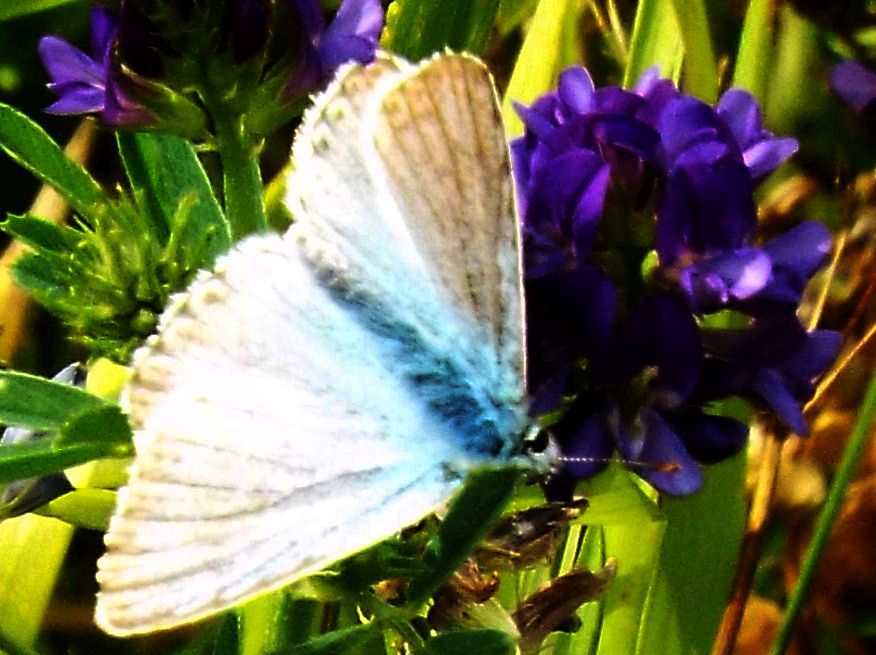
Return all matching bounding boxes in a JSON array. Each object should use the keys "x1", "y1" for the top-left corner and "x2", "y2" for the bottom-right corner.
[{"x1": 382, "y1": 0, "x2": 501, "y2": 60}]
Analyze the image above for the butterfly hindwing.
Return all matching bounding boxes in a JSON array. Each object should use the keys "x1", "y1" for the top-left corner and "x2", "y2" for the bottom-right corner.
[{"x1": 96, "y1": 236, "x2": 465, "y2": 635}]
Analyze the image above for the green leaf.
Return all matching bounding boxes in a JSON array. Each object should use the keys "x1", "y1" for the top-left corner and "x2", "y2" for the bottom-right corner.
[
  {"x1": 0, "y1": 0, "x2": 79, "y2": 21},
  {"x1": 2, "y1": 214, "x2": 83, "y2": 254},
  {"x1": 573, "y1": 465, "x2": 664, "y2": 655},
  {"x1": 407, "y1": 466, "x2": 521, "y2": 604},
  {"x1": 0, "y1": 104, "x2": 108, "y2": 225},
  {"x1": 55, "y1": 404, "x2": 133, "y2": 448},
  {"x1": 732, "y1": 0, "x2": 775, "y2": 102},
  {"x1": 623, "y1": 0, "x2": 684, "y2": 87},
  {"x1": 496, "y1": 0, "x2": 540, "y2": 36},
  {"x1": 117, "y1": 131, "x2": 230, "y2": 262},
  {"x1": 11, "y1": 250, "x2": 79, "y2": 302},
  {"x1": 420, "y1": 629, "x2": 515, "y2": 655},
  {"x1": 382, "y1": 0, "x2": 501, "y2": 60},
  {"x1": 0, "y1": 370, "x2": 105, "y2": 432},
  {"x1": 669, "y1": 0, "x2": 718, "y2": 102},
  {"x1": 0, "y1": 440, "x2": 125, "y2": 486},
  {"x1": 637, "y1": 453, "x2": 746, "y2": 655},
  {"x1": 34, "y1": 488, "x2": 118, "y2": 531},
  {"x1": 213, "y1": 613, "x2": 241, "y2": 655},
  {"x1": 281, "y1": 623, "x2": 382, "y2": 655},
  {"x1": 501, "y1": 0, "x2": 583, "y2": 137}
]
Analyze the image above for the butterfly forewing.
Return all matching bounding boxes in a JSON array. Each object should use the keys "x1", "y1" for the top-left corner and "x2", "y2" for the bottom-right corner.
[
  {"x1": 367, "y1": 54, "x2": 525, "y2": 393},
  {"x1": 96, "y1": 53, "x2": 527, "y2": 635}
]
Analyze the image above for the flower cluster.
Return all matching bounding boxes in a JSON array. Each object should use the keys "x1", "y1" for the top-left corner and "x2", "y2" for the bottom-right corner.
[
  {"x1": 513, "y1": 68, "x2": 841, "y2": 494},
  {"x1": 38, "y1": 0, "x2": 383, "y2": 132}
]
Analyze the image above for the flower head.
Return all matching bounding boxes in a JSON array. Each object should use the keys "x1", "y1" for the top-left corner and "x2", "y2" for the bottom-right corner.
[{"x1": 513, "y1": 67, "x2": 839, "y2": 495}]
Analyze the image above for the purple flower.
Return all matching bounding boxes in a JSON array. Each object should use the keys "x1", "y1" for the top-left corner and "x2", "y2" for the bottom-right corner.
[
  {"x1": 672, "y1": 220, "x2": 832, "y2": 313},
  {"x1": 830, "y1": 59, "x2": 876, "y2": 114},
  {"x1": 700, "y1": 317, "x2": 842, "y2": 435},
  {"x1": 284, "y1": 0, "x2": 384, "y2": 98},
  {"x1": 38, "y1": 7, "x2": 152, "y2": 126},
  {"x1": 513, "y1": 65, "x2": 839, "y2": 495}
]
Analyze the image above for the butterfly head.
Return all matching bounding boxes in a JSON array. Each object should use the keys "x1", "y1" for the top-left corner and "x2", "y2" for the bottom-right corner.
[{"x1": 516, "y1": 424, "x2": 562, "y2": 475}]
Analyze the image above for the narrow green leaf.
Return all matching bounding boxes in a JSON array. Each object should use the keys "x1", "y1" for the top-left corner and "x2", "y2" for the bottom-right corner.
[
  {"x1": 0, "y1": 370, "x2": 105, "y2": 432},
  {"x1": 637, "y1": 453, "x2": 746, "y2": 655},
  {"x1": 0, "y1": 104, "x2": 108, "y2": 224},
  {"x1": 669, "y1": 0, "x2": 718, "y2": 102},
  {"x1": 771, "y1": 371, "x2": 876, "y2": 654},
  {"x1": 34, "y1": 488, "x2": 117, "y2": 531},
  {"x1": 408, "y1": 466, "x2": 521, "y2": 604},
  {"x1": 421, "y1": 629, "x2": 515, "y2": 655},
  {"x1": 764, "y1": 5, "x2": 819, "y2": 133},
  {"x1": 382, "y1": 0, "x2": 501, "y2": 60},
  {"x1": 0, "y1": 0, "x2": 79, "y2": 20},
  {"x1": 732, "y1": 0, "x2": 775, "y2": 102},
  {"x1": 55, "y1": 404, "x2": 133, "y2": 448},
  {"x1": 117, "y1": 131, "x2": 230, "y2": 261},
  {"x1": 282, "y1": 623, "x2": 381, "y2": 655},
  {"x1": 1, "y1": 214, "x2": 83, "y2": 253},
  {"x1": 0, "y1": 440, "x2": 123, "y2": 485},
  {"x1": 501, "y1": 0, "x2": 583, "y2": 137},
  {"x1": 496, "y1": 0, "x2": 540, "y2": 36},
  {"x1": 623, "y1": 0, "x2": 683, "y2": 87},
  {"x1": 0, "y1": 513, "x2": 75, "y2": 652}
]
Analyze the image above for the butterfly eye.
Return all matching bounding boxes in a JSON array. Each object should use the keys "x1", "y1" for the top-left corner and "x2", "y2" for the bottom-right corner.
[{"x1": 521, "y1": 427, "x2": 551, "y2": 455}]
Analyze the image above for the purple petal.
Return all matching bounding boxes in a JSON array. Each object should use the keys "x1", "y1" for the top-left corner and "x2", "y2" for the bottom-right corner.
[
  {"x1": 667, "y1": 413, "x2": 749, "y2": 464},
  {"x1": 570, "y1": 163, "x2": 611, "y2": 258},
  {"x1": 780, "y1": 329, "x2": 842, "y2": 390},
  {"x1": 830, "y1": 59, "x2": 876, "y2": 114},
  {"x1": 614, "y1": 294, "x2": 701, "y2": 402},
  {"x1": 678, "y1": 248, "x2": 772, "y2": 311},
  {"x1": 292, "y1": 0, "x2": 326, "y2": 41},
  {"x1": 558, "y1": 67, "x2": 595, "y2": 115},
  {"x1": 326, "y1": 0, "x2": 384, "y2": 44},
  {"x1": 89, "y1": 6, "x2": 118, "y2": 60},
  {"x1": 752, "y1": 368, "x2": 808, "y2": 435},
  {"x1": 657, "y1": 156, "x2": 757, "y2": 261},
  {"x1": 555, "y1": 403, "x2": 615, "y2": 479},
  {"x1": 764, "y1": 220, "x2": 831, "y2": 276},
  {"x1": 749, "y1": 221, "x2": 832, "y2": 307},
  {"x1": 619, "y1": 407, "x2": 703, "y2": 495},
  {"x1": 744, "y1": 137, "x2": 798, "y2": 182},
  {"x1": 658, "y1": 96, "x2": 727, "y2": 162},
  {"x1": 715, "y1": 88, "x2": 763, "y2": 146},
  {"x1": 44, "y1": 82, "x2": 105, "y2": 114},
  {"x1": 38, "y1": 36, "x2": 103, "y2": 86},
  {"x1": 317, "y1": 34, "x2": 376, "y2": 70}
]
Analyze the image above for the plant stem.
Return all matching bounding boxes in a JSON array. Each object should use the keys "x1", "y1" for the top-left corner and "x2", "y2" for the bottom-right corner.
[{"x1": 214, "y1": 111, "x2": 267, "y2": 240}]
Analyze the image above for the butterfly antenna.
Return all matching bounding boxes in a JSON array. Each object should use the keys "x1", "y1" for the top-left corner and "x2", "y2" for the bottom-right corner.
[{"x1": 558, "y1": 455, "x2": 681, "y2": 474}]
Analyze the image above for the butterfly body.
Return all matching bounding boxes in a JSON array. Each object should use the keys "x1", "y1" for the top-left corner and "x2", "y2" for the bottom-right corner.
[{"x1": 96, "y1": 52, "x2": 533, "y2": 635}]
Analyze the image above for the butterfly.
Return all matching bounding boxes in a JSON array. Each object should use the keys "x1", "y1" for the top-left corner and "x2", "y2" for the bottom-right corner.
[{"x1": 94, "y1": 52, "x2": 549, "y2": 636}]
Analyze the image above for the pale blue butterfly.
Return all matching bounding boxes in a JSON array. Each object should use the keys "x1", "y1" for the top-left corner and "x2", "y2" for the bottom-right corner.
[{"x1": 95, "y1": 52, "x2": 547, "y2": 635}]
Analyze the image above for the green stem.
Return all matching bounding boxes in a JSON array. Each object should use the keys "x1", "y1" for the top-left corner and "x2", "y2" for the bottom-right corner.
[
  {"x1": 197, "y1": 59, "x2": 267, "y2": 241},
  {"x1": 214, "y1": 112, "x2": 267, "y2": 240},
  {"x1": 669, "y1": 0, "x2": 718, "y2": 102},
  {"x1": 769, "y1": 371, "x2": 876, "y2": 655}
]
